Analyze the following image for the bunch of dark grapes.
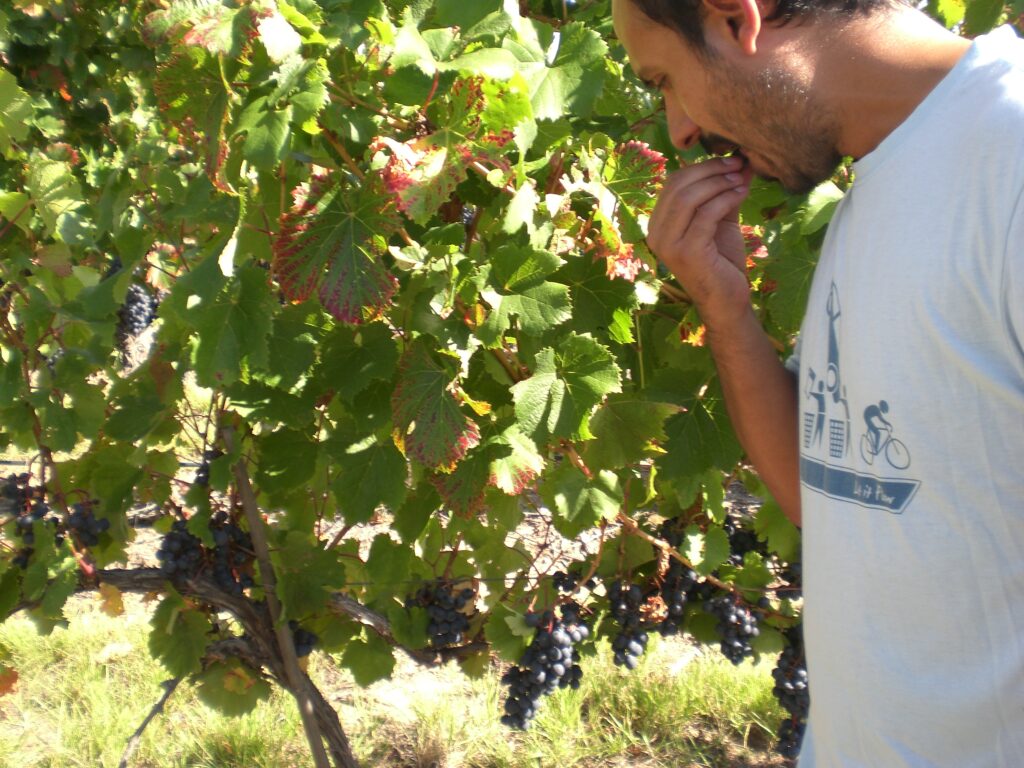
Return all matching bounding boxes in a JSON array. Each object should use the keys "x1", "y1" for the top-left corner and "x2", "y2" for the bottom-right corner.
[
  {"x1": 658, "y1": 559, "x2": 698, "y2": 637},
  {"x1": 193, "y1": 448, "x2": 224, "y2": 488},
  {"x1": 66, "y1": 501, "x2": 110, "y2": 547},
  {"x1": 155, "y1": 514, "x2": 254, "y2": 594},
  {"x1": 155, "y1": 519, "x2": 205, "y2": 579},
  {"x1": 706, "y1": 591, "x2": 760, "y2": 665},
  {"x1": 551, "y1": 569, "x2": 595, "y2": 594},
  {"x1": 3, "y1": 474, "x2": 63, "y2": 568},
  {"x1": 409, "y1": 582, "x2": 475, "y2": 648},
  {"x1": 773, "y1": 625, "x2": 809, "y2": 759},
  {"x1": 116, "y1": 283, "x2": 158, "y2": 353},
  {"x1": 723, "y1": 513, "x2": 765, "y2": 565},
  {"x1": 208, "y1": 511, "x2": 254, "y2": 595},
  {"x1": 607, "y1": 580, "x2": 651, "y2": 670},
  {"x1": 501, "y1": 602, "x2": 590, "y2": 730},
  {"x1": 289, "y1": 620, "x2": 320, "y2": 658}
]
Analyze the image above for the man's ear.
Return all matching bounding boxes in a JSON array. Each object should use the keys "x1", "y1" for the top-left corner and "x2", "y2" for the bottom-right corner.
[{"x1": 701, "y1": 0, "x2": 769, "y2": 55}]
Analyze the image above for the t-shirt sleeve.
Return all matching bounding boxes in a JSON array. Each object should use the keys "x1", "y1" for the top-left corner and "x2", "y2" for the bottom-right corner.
[
  {"x1": 1004, "y1": 188, "x2": 1024, "y2": 365},
  {"x1": 784, "y1": 334, "x2": 802, "y2": 377}
]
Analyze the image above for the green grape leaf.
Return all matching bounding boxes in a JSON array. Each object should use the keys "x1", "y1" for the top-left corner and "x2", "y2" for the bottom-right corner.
[
  {"x1": 0, "y1": 69, "x2": 32, "y2": 156},
  {"x1": 512, "y1": 334, "x2": 622, "y2": 443},
  {"x1": 388, "y1": 604, "x2": 429, "y2": 649},
  {"x1": 256, "y1": 427, "x2": 319, "y2": 494},
  {"x1": 391, "y1": 344, "x2": 481, "y2": 471},
  {"x1": 26, "y1": 154, "x2": 88, "y2": 243},
  {"x1": 503, "y1": 21, "x2": 607, "y2": 120},
  {"x1": 486, "y1": 603, "x2": 530, "y2": 664},
  {"x1": 393, "y1": 482, "x2": 441, "y2": 543},
  {"x1": 799, "y1": 181, "x2": 843, "y2": 235},
  {"x1": 196, "y1": 659, "x2": 272, "y2": 716},
  {"x1": 274, "y1": 174, "x2": 400, "y2": 324},
  {"x1": 964, "y1": 0, "x2": 1004, "y2": 33},
  {"x1": 683, "y1": 525, "x2": 731, "y2": 577},
  {"x1": 558, "y1": 251, "x2": 641, "y2": 341},
  {"x1": 477, "y1": 245, "x2": 572, "y2": 347},
  {"x1": 315, "y1": 322, "x2": 400, "y2": 403},
  {"x1": 540, "y1": 463, "x2": 622, "y2": 538},
  {"x1": 342, "y1": 634, "x2": 396, "y2": 686},
  {"x1": 0, "y1": 191, "x2": 31, "y2": 235},
  {"x1": 235, "y1": 96, "x2": 292, "y2": 170},
  {"x1": 182, "y1": 3, "x2": 254, "y2": 57},
  {"x1": 191, "y1": 265, "x2": 275, "y2": 388},
  {"x1": 366, "y1": 535, "x2": 412, "y2": 594},
  {"x1": 329, "y1": 434, "x2": 408, "y2": 524},
  {"x1": 754, "y1": 500, "x2": 801, "y2": 563},
  {"x1": 659, "y1": 381, "x2": 743, "y2": 481},
  {"x1": 582, "y1": 395, "x2": 682, "y2": 470},
  {"x1": 766, "y1": 224, "x2": 819, "y2": 331},
  {"x1": 148, "y1": 592, "x2": 214, "y2": 677},
  {"x1": 273, "y1": 530, "x2": 347, "y2": 620}
]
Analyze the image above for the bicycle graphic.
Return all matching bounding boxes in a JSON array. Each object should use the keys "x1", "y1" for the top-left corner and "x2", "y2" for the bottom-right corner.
[
  {"x1": 860, "y1": 426, "x2": 911, "y2": 469},
  {"x1": 860, "y1": 400, "x2": 911, "y2": 470}
]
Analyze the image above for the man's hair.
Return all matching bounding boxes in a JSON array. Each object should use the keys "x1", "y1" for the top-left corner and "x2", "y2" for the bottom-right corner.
[{"x1": 630, "y1": 0, "x2": 898, "y2": 54}]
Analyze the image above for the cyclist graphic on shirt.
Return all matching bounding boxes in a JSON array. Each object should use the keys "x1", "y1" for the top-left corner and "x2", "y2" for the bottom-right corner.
[{"x1": 864, "y1": 400, "x2": 893, "y2": 454}]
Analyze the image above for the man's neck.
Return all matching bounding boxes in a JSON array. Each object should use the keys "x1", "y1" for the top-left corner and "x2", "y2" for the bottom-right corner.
[{"x1": 811, "y1": 5, "x2": 973, "y2": 159}]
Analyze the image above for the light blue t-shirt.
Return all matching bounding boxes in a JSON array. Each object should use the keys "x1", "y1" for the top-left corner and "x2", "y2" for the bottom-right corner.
[{"x1": 788, "y1": 25, "x2": 1024, "y2": 768}]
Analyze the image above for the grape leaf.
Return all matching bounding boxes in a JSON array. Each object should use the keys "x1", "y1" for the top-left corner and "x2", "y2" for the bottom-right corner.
[
  {"x1": 148, "y1": 592, "x2": 214, "y2": 677},
  {"x1": 540, "y1": 463, "x2": 623, "y2": 538},
  {"x1": 342, "y1": 634, "x2": 395, "y2": 686},
  {"x1": 603, "y1": 140, "x2": 667, "y2": 213},
  {"x1": 502, "y1": 21, "x2": 607, "y2": 120},
  {"x1": 558, "y1": 251, "x2": 640, "y2": 342},
  {"x1": 0, "y1": 69, "x2": 32, "y2": 156},
  {"x1": 26, "y1": 154, "x2": 87, "y2": 243},
  {"x1": 196, "y1": 659, "x2": 272, "y2": 716},
  {"x1": 582, "y1": 395, "x2": 682, "y2": 471},
  {"x1": 754, "y1": 500, "x2": 801, "y2": 563},
  {"x1": 191, "y1": 265, "x2": 275, "y2": 388},
  {"x1": 274, "y1": 174, "x2": 400, "y2": 324},
  {"x1": 477, "y1": 245, "x2": 572, "y2": 347},
  {"x1": 329, "y1": 434, "x2": 408, "y2": 524},
  {"x1": 488, "y1": 425, "x2": 545, "y2": 495},
  {"x1": 315, "y1": 322, "x2": 400, "y2": 403},
  {"x1": 373, "y1": 134, "x2": 469, "y2": 226},
  {"x1": 256, "y1": 427, "x2": 318, "y2": 494},
  {"x1": 512, "y1": 333, "x2": 622, "y2": 443},
  {"x1": 391, "y1": 344, "x2": 481, "y2": 471},
  {"x1": 273, "y1": 531, "x2": 347, "y2": 620},
  {"x1": 683, "y1": 525, "x2": 731, "y2": 577}
]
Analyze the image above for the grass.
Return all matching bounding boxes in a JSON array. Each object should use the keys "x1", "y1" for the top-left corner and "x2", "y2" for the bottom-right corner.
[{"x1": 0, "y1": 595, "x2": 788, "y2": 768}]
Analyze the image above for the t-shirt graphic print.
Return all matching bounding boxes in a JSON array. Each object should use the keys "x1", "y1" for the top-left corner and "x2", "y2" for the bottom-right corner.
[{"x1": 797, "y1": 282, "x2": 920, "y2": 514}]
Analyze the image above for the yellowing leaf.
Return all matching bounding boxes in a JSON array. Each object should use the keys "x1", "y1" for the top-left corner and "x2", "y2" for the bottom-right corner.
[{"x1": 98, "y1": 583, "x2": 124, "y2": 617}]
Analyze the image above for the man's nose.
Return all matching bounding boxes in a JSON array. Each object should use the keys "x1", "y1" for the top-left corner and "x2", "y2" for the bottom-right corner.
[{"x1": 666, "y1": 97, "x2": 701, "y2": 151}]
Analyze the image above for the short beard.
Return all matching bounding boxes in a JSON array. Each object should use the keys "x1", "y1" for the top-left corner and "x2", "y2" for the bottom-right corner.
[{"x1": 708, "y1": 64, "x2": 843, "y2": 195}]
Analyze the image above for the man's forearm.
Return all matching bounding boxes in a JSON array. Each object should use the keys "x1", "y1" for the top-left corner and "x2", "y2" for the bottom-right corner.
[{"x1": 706, "y1": 308, "x2": 802, "y2": 527}]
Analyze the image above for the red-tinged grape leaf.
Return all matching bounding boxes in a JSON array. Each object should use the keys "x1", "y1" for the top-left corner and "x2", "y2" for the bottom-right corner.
[
  {"x1": 182, "y1": 3, "x2": 258, "y2": 57},
  {"x1": 148, "y1": 592, "x2": 213, "y2": 678},
  {"x1": 196, "y1": 659, "x2": 271, "y2": 716},
  {"x1": 274, "y1": 174, "x2": 400, "y2": 324},
  {"x1": 590, "y1": 210, "x2": 649, "y2": 283},
  {"x1": 152, "y1": 46, "x2": 233, "y2": 191},
  {"x1": 603, "y1": 140, "x2": 666, "y2": 213},
  {"x1": 488, "y1": 426, "x2": 544, "y2": 495},
  {"x1": 0, "y1": 666, "x2": 17, "y2": 698},
  {"x1": 391, "y1": 344, "x2": 481, "y2": 471},
  {"x1": 511, "y1": 334, "x2": 622, "y2": 443},
  {"x1": 372, "y1": 134, "x2": 470, "y2": 226},
  {"x1": 143, "y1": 0, "x2": 216, "y2": 43},
  {"x1": 341, "y1": 634, "x2": 396, "y2": 686}
]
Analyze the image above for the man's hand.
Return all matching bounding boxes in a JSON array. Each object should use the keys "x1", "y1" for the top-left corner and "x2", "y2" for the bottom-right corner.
[{"x1": 647, "y1": 155, "x2": 753, "y2": 324}]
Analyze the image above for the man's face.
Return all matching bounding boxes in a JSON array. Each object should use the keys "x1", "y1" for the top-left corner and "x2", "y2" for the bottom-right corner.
[{"x1": 612, "y1": 0, "x2": 843, "y2": 194}]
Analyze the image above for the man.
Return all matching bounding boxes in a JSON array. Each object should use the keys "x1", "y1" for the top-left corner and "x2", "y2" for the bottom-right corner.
[{"x1": 612, "y1": 0, "x2": 1024, "y2": 765}]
